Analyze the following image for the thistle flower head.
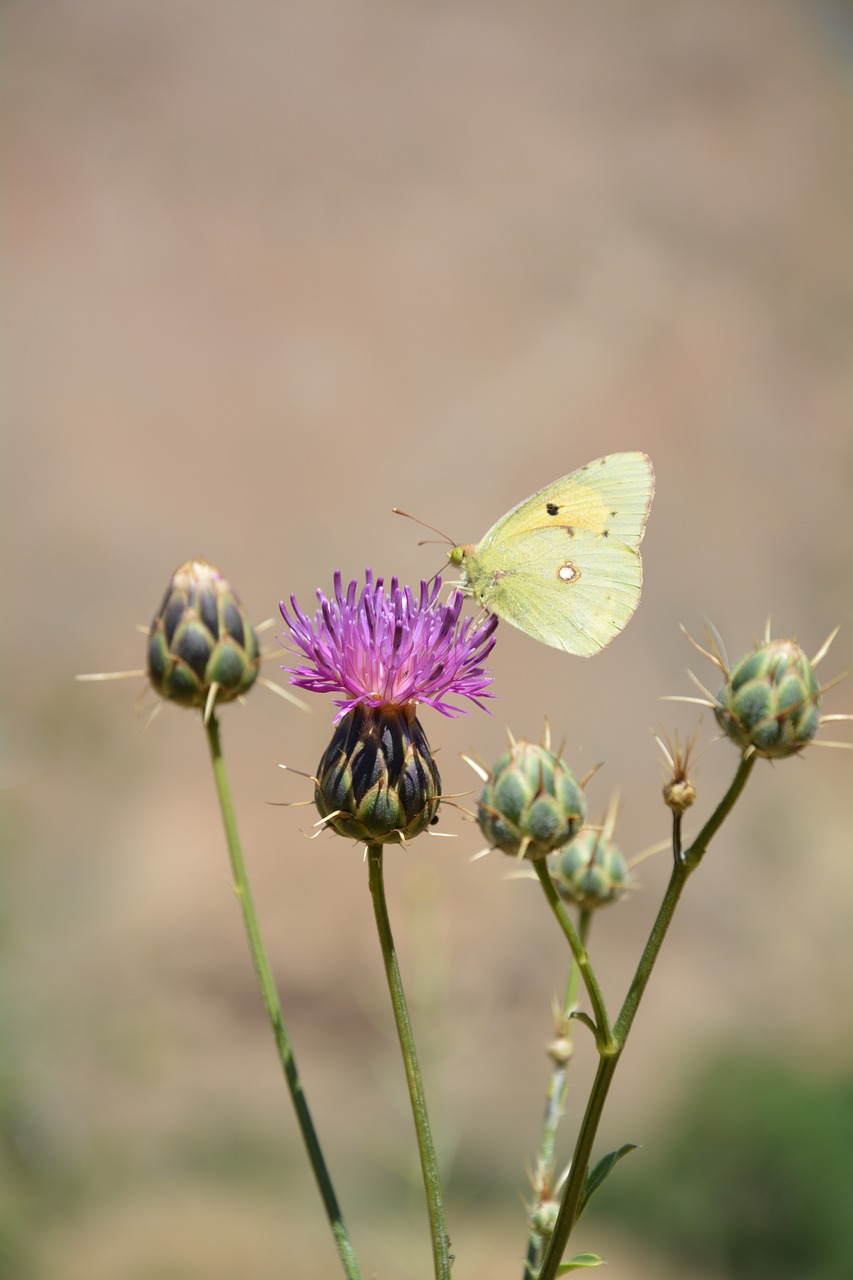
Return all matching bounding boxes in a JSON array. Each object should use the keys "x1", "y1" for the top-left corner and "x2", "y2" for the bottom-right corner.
[
  {"x1": 548, "y1": 826, "x2": 629, "y2": 910},
  {"x1": 147, "y1": 558, "x2": 260, "y2": 715},
  {"x1": 313, "y1": 702, "x2": 442, "y2": 845},
  {"x1": 714, "y1": 639, "x2": 820, "y2": 758},
  {"x1": 476, "y1": 733, "x2": 587, "y2": 861},
  {"x1": 280, "y1": 570, "x2": 498, "y2": 722},
  {"x1": 678, "y1": 624, "x2": 848, "y2": 760}
]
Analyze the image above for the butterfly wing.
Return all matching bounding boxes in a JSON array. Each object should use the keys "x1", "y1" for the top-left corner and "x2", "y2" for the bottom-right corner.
[{"x1": 463, "y1": 452, "x2": 654, "y2": 655}]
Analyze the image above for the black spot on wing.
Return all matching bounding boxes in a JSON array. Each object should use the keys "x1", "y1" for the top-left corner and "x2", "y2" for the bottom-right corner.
[{"x1": 546, "y1": 502, "x2": 560, "y2": 516}]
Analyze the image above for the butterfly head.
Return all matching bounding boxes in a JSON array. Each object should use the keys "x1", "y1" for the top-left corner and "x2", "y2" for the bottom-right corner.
[{"x1": 447, "y1": 544, "x2": 473, "y2": 568}]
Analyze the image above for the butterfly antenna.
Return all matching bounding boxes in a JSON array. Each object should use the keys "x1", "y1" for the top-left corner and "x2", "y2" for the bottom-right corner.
[{"x1": 391, "y1": 507, "x2": 455, "y2": 547}]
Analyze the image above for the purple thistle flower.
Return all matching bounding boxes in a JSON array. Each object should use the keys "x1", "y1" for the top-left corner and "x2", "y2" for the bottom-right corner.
[{"x1": 280, "y1": 570, "x2": 498, "y2": 722}]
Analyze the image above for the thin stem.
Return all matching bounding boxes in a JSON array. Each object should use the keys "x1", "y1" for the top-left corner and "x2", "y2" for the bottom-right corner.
[
  {"x1": 612, "y1": 854, "x2": 689, "y2": 1049},
  {"x1": 564, "y1": 912, "x2": 590, "y2": 1012},
  {"x1": 615, "y1": 754, "x2": 755, "y2": 1046},
  {"x1": 204, "y1": 714, "x2": 363, "y2": 1280},
  {"x1": 537, "y1": 753, "x2": 757, "y2": 1280},
  {"x1": 523, "y1": 910, "x2": 591, "y2": 1279},
  {"x1": 367, "y1": 845, "x2": 450, "y2": 1280},
  {"x1": 537, "y1": 1053, "x2": 621, "y2": 1280},
  {"x1": 533, "y1": 861, "x2": 613, "y2": 1049},
  {"x1": 683, "y1": 751, "x2": 757, "y2": 870},
  {"x1": 542, "y1": 909, "x2": 590, "y2": 1172}
]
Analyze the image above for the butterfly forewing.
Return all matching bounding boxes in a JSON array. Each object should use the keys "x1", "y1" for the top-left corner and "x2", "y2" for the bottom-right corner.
[
  {"x1": 478, "y1": 452, "x2": 653, "y2": 550},
  {"x1": 467, "y1": 452, "x2": 654, "y2": 655}
]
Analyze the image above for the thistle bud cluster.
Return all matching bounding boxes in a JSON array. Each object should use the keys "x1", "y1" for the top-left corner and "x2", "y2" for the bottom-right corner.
[
  {"x1": 548, "y1": 828, "x2": 629, "y2": 910},
  {"x1": 147, "y1": 559, "x2": 260, "y2": 710},
  {"x1": 713, "y1": 638, "x2": 821, "y2": 759},
  {"x1": 476, "y1": 739, "x2": 586, "y2": 861}
]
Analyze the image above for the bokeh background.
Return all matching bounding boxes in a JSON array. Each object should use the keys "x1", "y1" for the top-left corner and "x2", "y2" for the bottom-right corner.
[{"x1": 4, "y1": 1, "x2": 853, "y2": 1277}]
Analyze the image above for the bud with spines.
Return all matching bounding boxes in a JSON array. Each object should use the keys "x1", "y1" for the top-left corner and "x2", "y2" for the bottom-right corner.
[
  {"x1": 655, "y1": 726, "x2": 699, "y2": 815},
  {"x1": 314, "y1": 703, "x2": 441, "y2": 845},
  {"x1": 528, "y1": 1197, "x2": 560, "y2": 1240},
  {"x1": 146, "y1": 558, "x2": 260, "y2": 713},
  {"x1": 548, "y1": 827, "x2": 629, "y2": 910},
  {"x1": 714, "y1": 638, "x2": 821, "y2": 759},
  {"x1": 477, "y1": 736, "x2": 586, "y2": 861}
]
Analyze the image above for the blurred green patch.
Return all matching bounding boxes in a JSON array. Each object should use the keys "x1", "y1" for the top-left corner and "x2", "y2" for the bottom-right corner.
[{"x1": 595, "y1": 1051, "x2": 853, "y2": 1279}]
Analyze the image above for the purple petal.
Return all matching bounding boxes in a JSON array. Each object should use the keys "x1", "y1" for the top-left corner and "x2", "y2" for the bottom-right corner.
[{"x1": 279, "y1": 571, "x2": 498, "y2": 717}]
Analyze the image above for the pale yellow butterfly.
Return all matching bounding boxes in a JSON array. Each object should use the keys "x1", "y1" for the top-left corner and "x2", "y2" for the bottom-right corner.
[{"x1": 448, "y1": 452, "x2": 655, "y2": 655}]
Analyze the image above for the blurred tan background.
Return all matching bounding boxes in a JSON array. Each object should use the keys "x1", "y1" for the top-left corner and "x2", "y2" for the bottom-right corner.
[{"x1": 4, "y1": 1, "x2": 852, "y2": 1277}]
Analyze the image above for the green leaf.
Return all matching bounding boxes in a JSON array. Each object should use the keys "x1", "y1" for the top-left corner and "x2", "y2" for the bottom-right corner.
[
  {"x1": 557, "y1": 1252, "x2": 605, "y2": 1272},
  {"x1": 569, "y1": 1010, "x2": 600, "y2": 1040},
  {"x1": 578, "y1": 1142, "x2": 638, "y2": 1217}
]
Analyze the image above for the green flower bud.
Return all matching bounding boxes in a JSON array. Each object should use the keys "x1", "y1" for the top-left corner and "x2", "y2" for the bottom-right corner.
[
  {"x1": 314, "y1": 703, "x2": 441, "y2": 845},
  {"x1": 146, "y1": 559, "x2": 260, "y2": 710},
  {"x1": 714, "y1": 639, "x2": 821, "y2": 759},
  {"x1": 528, "y1": 1197, "x2": 559, "y2": 1240},
  {"x1": 546, "y1": 1034, "x2": 574, "y2": 1066},
  {"x1": 664, "y1": 774, "x2": 697, "y2": 814},
  {"x1": 477, "y1": 739, "x2": 586, "y2": 860},
  {"x1": 548, "y1": 828, "x2": 629, "y2": 909}
]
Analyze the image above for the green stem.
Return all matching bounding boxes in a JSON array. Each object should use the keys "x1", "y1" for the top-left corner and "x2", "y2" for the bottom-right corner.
[
  {"x1": 683, "y1": 751, "x2": 757, "y2": 870},
  {"x1": 538, "y1": 1052, "x2": 621, "y2": 1280},
  {"x1": 523, "y1": 911, "x2": 591, "y2": 1279},
  {"x1": 613, "y1": 827, "x2": 688, "y2": 1049},
  {"x1": 367, "y1": 845, "x2": 450, "y2": 1280},
  {"x1": 533, "y1": 861, "x2": 613, "y2": 1049},
  {"x1": 204, "y1": 714, "x2": 363, "y2": 1280},
  {"x1": 564, "y1": 913, "x2": 590, "y2": 1013},
  {"x1": 542, "y1": 909, "x2": 590, "y2": 1172},
  {"x1": 536, "y1": 752, "x2": 757, "y2": 1280},
  {"x1": 615, "y1": 754, "x2": 755, "y2": 1047}
]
